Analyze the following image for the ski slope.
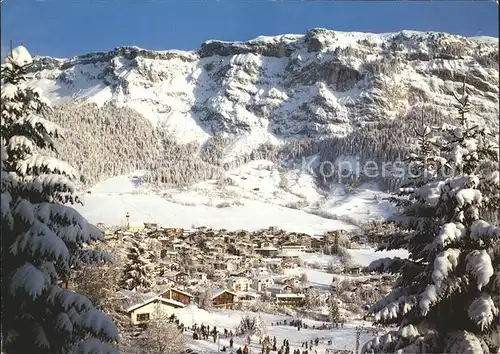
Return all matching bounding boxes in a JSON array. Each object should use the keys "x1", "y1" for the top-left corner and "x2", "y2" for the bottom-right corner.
[
  {"x1": 76, "y1": 172, "x2": 355, "y2": 234},
  {"x1": 76, "y1": 161, "x2": 396, "y2": 234}
]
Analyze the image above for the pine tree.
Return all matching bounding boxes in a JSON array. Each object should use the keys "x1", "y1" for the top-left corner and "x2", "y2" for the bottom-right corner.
[
  {"x1": 253, "y1": 313, "x2": 268, "y2": 343},
  {"x1": 328, "y1": 295, "x2": 341, "y2": 323},
  {"x1": 1, "y1": 46, "x2": 118, "y2": 353},
  {"x1": 120, "y1": 238, "x2": 153, "y2": 292},
  {"x1": 363, "y1": 82, "x2": 500, "y2": 353}
]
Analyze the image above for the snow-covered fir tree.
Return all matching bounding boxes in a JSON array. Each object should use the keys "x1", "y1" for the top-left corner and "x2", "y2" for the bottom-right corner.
[
  {"x1": 363, "y1": 82, "x2": 500, "y2": 354},
  {"x1": 120, "y1": 238, "x2": 153, "y2": 292},
  {"x1": 237, "y1": 312, "x2": 256, "y2": 336},
  {"x1": 1, "y1": 46, "x2": 118, "y2": 353},
  {"x1": 328, "y1": 295, "x2": 341, "y2": 323},
  {"x1": 253, "y1": 313, "x2": 268, "y2": 343}
]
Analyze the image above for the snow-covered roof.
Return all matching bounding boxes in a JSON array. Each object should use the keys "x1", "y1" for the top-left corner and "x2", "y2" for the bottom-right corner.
[
  {"x1": 160, "y1": 287, "x2": 194, "y2": 298},
  {"x1": 126, "y1": 296, "x2": 186, "y2": 313},
  {"x1": 230, "y1": 276, "x2": 250, "y2": 282},
  {"x1": 211, "y1": 289, "x2": 238, "y2": 300},
  {"x1": 256, "y1": 246, "x2": 279, "y2": 251}
]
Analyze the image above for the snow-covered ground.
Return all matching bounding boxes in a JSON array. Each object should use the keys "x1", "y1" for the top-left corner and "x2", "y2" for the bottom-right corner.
[
  {"x1": 76, "y1": 161, "x2": 395, "y2": 234},
  {"x1": 178, "y1": 306, "x2": 377, "y2": 354}
]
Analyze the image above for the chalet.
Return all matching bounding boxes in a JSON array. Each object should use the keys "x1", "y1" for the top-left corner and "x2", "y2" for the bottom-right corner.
[
  {"x1": 310, "y1": 237, "x2": 325, "y2": 250},
  {"x1": 212, "y1": 290, "x2": 238, "y2": 309},
  {"x1": 254, "y1": 246, "x2": 279, "y2": 258},
  {"x1": 281, "y1": 242, "x2": 306, "y2": 255},
  {"x1": 266, "y1": 284, "x2": 294, "y2": 296},
  {"x1": 159, "y1": 288, "x2": 194, "y2": 305},
  {"x1": 275, "y1": 293, "x2": 305, "y2": 307},
  {"x1": 164, "y1": 271, "x2": 189, "y2": 283},
  {"x1": 228, "y1": 277, "x2": 251, "y2": 292},
  {"x1": 161, "y1": 250, "x2": 178, "y2": 260},
  {"x1": 127, "y1": 296, "x2": 185, "y2": 325},
  {"x1": 253, "y1": 276, "x2": 274, "y2": 292},
  {"x1": 213, "y1": 243, "x2": 226, "y2": 254}
]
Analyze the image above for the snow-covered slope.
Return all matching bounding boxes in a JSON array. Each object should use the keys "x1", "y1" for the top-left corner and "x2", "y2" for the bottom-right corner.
[
  {"x1": 30, "y1": 29, "x2": 498, "y2": 155},
  {"x1": 77, "y1": 158, "x2": 397, "y2": 232}
]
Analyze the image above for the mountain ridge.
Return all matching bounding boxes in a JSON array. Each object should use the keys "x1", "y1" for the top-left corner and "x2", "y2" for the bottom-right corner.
[{"x1": 26, "y1": 28, "x2": 499, "y2": 186}]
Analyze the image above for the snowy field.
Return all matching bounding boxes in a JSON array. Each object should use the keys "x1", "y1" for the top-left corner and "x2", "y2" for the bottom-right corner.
[
  {"x1": 178, "y1": 306, "x2": 377, "y2": 354},
  {"x1": 76, "y1": 162, "x2": 395, "y2": 234}
]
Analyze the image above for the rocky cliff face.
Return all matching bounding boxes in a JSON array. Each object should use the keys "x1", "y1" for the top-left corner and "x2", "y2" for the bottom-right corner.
[{"x1": 28, "y1": 29, "x2": 499, "y2": 184}]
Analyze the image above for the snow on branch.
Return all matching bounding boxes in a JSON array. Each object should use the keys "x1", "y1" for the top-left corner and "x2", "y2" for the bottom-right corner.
[
  {"x1": 55, "y1": 312, "x2": 74, "y2": 334},
  {"x1": 433, "y1": 223, "x2": 464, "y2": 249},
  {"x1": 8, "y1": 262, "x2": 50, "y2": 299},
  {"x1": 47, "y1": 287, "x2": 93, "y2": 312},
  {"x1": 34, "y1": 203, "x2": 104, "y2": 243},
  {"x1": 465, "y1": 250, "x2": 494, "y2": 291},
  {"x1": 21, "y1": 174, "x2": 80, "y2": 204},
  {"x1": 432, "y1": 248, "x2": 460, "y2": 287},
  {"x1": 12, "y1": 197, "x2": 36, "y2": 225},
  {"x1": 445, "y1": 331, "x2": 489, "y2": 354},
  {"x1": 456, "y1": 188, "x2": 482, "y2": 207},
  {"x1": 17, "y1": 155, "x2": 79, "y2": 180},
  {"x1": 10, "y1": 219, "x2": 70, "y2": 261},
  {"x1": 74, "y1": 308, "x2": 119, "y2": 341},
  {"x1": 1, "y1": 83, "x2": 19, "y2": 100},
  {"x1": 419, "y1": 284, "x2": 439, "y2": 316},
  {"x1": 470, "y1": 220, "x2": 500, "y2": 241},
  {"x1": 1, "y1": 191, "x2": 14, "y2": 229},
  {"x1": 67, "y1": 339, "x2": 119, "y2": 354},
  {"x1": 468, "y1": 294, "x2": 498, "y2": 331},
  {"x1": 5, "y1": 46, "x2": 33, "y2": 67},
  {"x1": 8, "y1": 135, "x2": 34, "y2": 155}
]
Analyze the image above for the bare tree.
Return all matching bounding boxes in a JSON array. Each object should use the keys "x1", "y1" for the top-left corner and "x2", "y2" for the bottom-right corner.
[
  {"x1": 198, "y1": 287, "x2": 215, "y2": 310},
  {"x1": 135, "y1": 314, "x2": 185, "y2": 354}
]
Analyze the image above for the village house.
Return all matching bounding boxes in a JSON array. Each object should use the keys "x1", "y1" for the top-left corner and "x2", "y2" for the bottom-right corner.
[
  {"x1": 280, "y1": 242, "x2": 307, "y2": 255},
  {"x1": 310, "y1": 237, "x2": 325, "y2": 250},
  {"x1": 126, "y1": 296, "x2": 186, "y2": 325},
  {"x1": 253, "y1": 276, "x2": 274, "y2": 292},
  {"x1": 254, "y1": 245, "x2": 279, "y2": 258},
  {"x1": 275, "y1": 293, "x2": 305, "y2": 307},
  {"x1": 228, "y1": 277, "x2": 251, "y2": 291},
  {"x1": 212, "y1": 290, "x2": 238, "y2": 309},
  {"x1": 164, "y1": 271, "x2": 189, "y2": 284},
  {"x1": 159, "y1": 288, "x2": 194, "y2": 305},
  {"x1": 159, "y1": 246, "x2": 177, "y2": 258}
]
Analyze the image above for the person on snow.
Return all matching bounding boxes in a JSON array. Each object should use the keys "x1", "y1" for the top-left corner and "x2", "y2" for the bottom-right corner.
[{"x1": 243, "y1": 345, "x2": 249, "y2": 354}]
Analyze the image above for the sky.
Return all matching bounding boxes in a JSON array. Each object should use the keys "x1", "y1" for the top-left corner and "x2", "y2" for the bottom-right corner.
[{"x1": 1, "y1": 0, "x2": 498, "y2": 58}]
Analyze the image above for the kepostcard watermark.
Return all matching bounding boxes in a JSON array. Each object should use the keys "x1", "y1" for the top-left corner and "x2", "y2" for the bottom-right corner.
[{"x1": 298, "y1": 156, "x2": 456, "y2": 182}]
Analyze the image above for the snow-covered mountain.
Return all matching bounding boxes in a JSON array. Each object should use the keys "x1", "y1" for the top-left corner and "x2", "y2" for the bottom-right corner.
[{"x1": 29, "y1": 29, "x2": 499, "y2": 186}]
